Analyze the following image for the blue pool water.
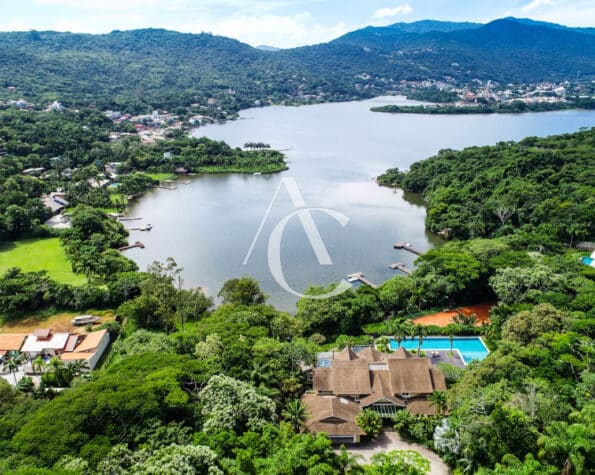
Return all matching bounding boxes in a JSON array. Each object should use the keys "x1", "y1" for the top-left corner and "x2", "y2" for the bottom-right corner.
[
  {"x1": 581, "y1": 257, "x2": 594, "y2": 266},
  {"x1": 389, "y1": 337, "x2": 489, "y2": 364}
]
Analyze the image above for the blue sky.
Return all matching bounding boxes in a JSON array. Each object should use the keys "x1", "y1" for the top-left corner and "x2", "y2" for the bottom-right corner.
[{"x1": 1, "y1": 0, "x2": 594, "y2": 48}]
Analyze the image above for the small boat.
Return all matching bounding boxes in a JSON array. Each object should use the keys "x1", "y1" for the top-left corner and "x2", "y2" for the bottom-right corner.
[
  {"x1": 253, "y1": 172, "x2": 262, "y2": 175},
  {"x1": 71, "y1": 315, "x2": 101, "y2": 326},
  {"x1": 140, "y1": 224, "x2": 152, "y2": 231}
]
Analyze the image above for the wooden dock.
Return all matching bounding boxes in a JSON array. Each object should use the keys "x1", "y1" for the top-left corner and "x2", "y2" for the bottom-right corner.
[
  {"x1": 129, "y1": 225, "x2": 152, "y2": 232},
  {"x1": 118, "y1": 217, "x2": 142, "y2": 221},
  {"x1": 393, "y1": 241, "x2": 422, "y2": 256},
  {"x1": 156, "y1": 185, "x2": 177, "y2": 190},
  {"x1": 389, "y1": 262, "x2": 412, "y2": 274},
  {"x1": 347, "y1": 272, "x2": 378, "y2": 289},
  {"x1": 118, "y1": 241, "x2": 145, "y2": 251}
]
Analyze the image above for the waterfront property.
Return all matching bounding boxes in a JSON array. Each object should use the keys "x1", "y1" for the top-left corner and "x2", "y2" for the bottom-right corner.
[
  {"x1": 303, "y1": 346, "x2": 446, "y2": 443},
  {"x1": 389, "y1": 336, "x2": 489, "y2": 365}
]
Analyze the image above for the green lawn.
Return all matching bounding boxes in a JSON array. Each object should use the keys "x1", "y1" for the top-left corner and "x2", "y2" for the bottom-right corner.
[
  {"x1": 0, "y1": 238, "x2": 86, "y2": 286},
  {"x1": 142, "y1": 172, "x2": 176, "y2": 181}
]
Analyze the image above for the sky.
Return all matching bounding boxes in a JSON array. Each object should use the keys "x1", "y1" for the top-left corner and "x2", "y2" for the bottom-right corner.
[{"x1": 0, "y1": 0, "x2": 593, "y2": 48}]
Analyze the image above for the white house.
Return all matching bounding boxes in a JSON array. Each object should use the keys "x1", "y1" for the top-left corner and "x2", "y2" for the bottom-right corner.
[
  {"x1": 20, "y1": 329, "x2": 70, "y2": 358},
  {"x1": 60, "y1": 329, "x2": 110, "y2": 370}
]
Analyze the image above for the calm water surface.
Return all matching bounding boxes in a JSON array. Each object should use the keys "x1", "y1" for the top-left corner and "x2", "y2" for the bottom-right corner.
[{"x1": 123, "y1": 97, "x2": 594, "y2": 310}]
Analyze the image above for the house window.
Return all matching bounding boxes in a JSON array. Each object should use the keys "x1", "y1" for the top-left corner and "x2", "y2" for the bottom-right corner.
[{"x1": 369, "y1": 403, "x2": 398, "y2": 417}]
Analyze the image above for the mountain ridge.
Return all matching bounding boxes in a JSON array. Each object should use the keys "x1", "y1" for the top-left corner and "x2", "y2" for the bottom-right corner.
[{"x1": 0, "y1": 18, "x2": 593, "y2": 113}]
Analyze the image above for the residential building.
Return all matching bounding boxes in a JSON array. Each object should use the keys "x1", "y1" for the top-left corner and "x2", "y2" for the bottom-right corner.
[
  {"x1": 60, "y1": 329, "x2": 110, "y2": 369},
  {"x1": 0, "y1": 334, "x2": 27, "y2": 361},
  {"x1": 302, "y1": 346, "x2": 446, "y2": 443},
  {"x1": 41, "y1": 192, "x2": 69, "y2": 214},
  {"x1": 301, "y1": 393, "x2": 366, "y2": 444},
  {"x1": 20, "y1": 329, "x2": 71, "y2": 358}
]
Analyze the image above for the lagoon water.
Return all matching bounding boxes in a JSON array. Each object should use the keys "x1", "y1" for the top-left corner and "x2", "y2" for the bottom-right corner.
[{"x1": 123, "y1": 96, "x2": 594, "y2": 311}]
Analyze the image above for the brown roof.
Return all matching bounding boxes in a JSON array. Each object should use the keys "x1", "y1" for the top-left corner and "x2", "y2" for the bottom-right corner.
[
  {"x1": 333, "y1": 347, "x2": 360, "y2": 361},
  {"x1": 0, "y1": 334, "x2": 27, "y2": 351},
  {"x1": 330, "y1": 360, "x2": 371, "y2": 395},
  {"x1": 302, "y1": 393, "x2": 365, "y2": 437},
  {"x1": 388, "y1": 358, "x2": 436, "y2": 395},
  {"x1": 386, "y1": 347, "x2": 414, "y2": 359},
  {"x1": 406, "y1": 400, "x2": 438, "y2": 416},
  {"x1": 430, "y1": 368, "x2": 447, "y2": 391},
  {"x1": 360, "y1": 370, "x2": 404, "y2": 407},
  {"x1": 75, "y1": 329, "x2": 107, "y2": 352},
  {"x1": 314, "y1": 346, "x2": 446, "y2": 399},
  {"x1": 357, "y1": 347, "x2": 388, "y2": 362},
  {"x1": 313, "y1": 368, "x2": 332, "y2": 393}
]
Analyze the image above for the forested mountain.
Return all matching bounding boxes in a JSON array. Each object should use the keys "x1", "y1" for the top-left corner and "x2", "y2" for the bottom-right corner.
[{"x1": 0, "y1": 18, "x2": 593, "y2": 113}]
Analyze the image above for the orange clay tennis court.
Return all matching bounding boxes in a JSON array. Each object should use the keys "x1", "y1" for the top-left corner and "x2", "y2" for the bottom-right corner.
[{"x1": 412, "y1": 303, "x2": 493, "y2": 327}]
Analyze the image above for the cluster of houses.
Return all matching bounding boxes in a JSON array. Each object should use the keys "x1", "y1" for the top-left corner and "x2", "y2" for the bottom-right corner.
[
  {"x1": 0, "y1": 328, "x2": 110, "y2": 385},
  {"x1": 302, "y1": 346, "x2": 446, "y2": 444},
  {"x1": 380, "y1": 78, "x2": 590, "y2": 106}
]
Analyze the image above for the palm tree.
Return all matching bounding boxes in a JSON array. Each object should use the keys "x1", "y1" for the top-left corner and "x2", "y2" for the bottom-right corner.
[
  {"x1": 428, "y1": 390, "x2": 448, "y2": 415},
  {"x1": 415, "y1": 324, "x2": 426, "y2": 355},
  {"x1": 386, "y1": 318, "x2": 412, "y2": 349},
  {"x1": 376, "y1": 336, "x2": 390, "y2": 353},
  {"x1": 248, "y1": 361, "x2": 274, "y2": 387},
  {"x1": 31, "y1": 355, "x2": 45, "y2": 375},
  {"x1": 47, "y1": 356, "x2": 69, "y2": 387},
  {"x1": 538, "y1": 419, "x2": 591, "y2": 475},
  {"x1": 281, "y1": 399, "x2": 309, "y2": 433},
  {"x1": 64, "y1": 361, "x2": 89, "y2": 383},
  {"x1": 445, "y1": 324, "x2": 457, "y2": 355},
  {"x1": 2, "y1": 351, "x2": 25, "y2": 384}
]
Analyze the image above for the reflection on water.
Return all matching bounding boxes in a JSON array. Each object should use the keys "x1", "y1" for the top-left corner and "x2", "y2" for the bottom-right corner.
[{"x1": 123, "y1": 97, "x2": 594, "y2": 311}]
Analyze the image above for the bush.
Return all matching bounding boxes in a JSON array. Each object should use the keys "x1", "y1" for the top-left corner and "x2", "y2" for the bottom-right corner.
[
  {"x1": 356, "y1": 409, "x2": 383, "y2": 437},
  {"x1": 392, "y1": 411, "x2": 442, "y2": 446}
]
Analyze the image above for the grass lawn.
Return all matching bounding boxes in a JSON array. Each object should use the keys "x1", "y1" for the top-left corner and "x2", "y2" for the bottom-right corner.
[
  {"x1": 142, "y1": 172, "x2": 176, "y2": 181},
  {"x1": 0, "y1": 237, "x2": 86, "y2": 286}
]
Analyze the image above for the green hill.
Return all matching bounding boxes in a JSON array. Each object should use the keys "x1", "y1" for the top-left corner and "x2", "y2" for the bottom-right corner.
[{"x1": 0, "y1": 18, "x2": 593, "y2": 113}]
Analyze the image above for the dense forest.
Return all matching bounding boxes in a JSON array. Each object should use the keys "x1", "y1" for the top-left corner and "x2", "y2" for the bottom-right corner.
[
  {"x1": 377, "y1": 128, "x2": 595, "y2": 243},
  {"x1": 405, "y1": 87, "x2": 461, "y2": 103},
  {"x1": 1, "y1": 18, "x2": 594, "y2": 113},
  {"x1": 371, "y1": 98, "x2": 595, "y2": 114}
]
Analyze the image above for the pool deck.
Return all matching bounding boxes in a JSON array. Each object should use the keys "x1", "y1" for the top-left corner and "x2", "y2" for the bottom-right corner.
[{"x1": 426, "y1": 349, "x2": 466, "y2": 368}]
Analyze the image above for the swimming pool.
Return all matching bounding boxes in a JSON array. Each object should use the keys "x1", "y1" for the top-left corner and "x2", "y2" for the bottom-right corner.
[{"x1": 389, "y1": 337, "x2": 489, "y2": 364}]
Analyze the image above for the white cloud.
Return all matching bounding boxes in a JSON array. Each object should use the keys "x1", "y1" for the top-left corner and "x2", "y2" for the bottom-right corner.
[
  {"x1": 191, "y1": 13, "x2": 348, "y2": 48},
  {"x1": 521, "y1": 0, "x2": 555, "y2": 14},
  {"x1": 372, "y1": 4, "x2": 413, "y2": 19},
  {"x1": 515, "y1": 0, "x2": 595, "y2": 26},
  {"x1": 33, "y1": 0, "x2": 170, "y2": 11}
]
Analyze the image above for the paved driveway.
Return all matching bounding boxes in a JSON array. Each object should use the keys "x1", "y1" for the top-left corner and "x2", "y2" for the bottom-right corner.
[{"x1": 338, "y1": 430, "x2": 451, "y2": 475}]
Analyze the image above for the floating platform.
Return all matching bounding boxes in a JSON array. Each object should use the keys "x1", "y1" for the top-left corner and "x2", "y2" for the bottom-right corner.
[
  {"x1": 118, "y1": 241, "x2": 145, "y2": 251},
  {"x1": 393, "y1": 241, "x2": 422, "y2": 256},
  {"x1": 389, "y1": 262, "x2": 412, "y2": 274},
  {"x1": 347, "y1": 272, "x2": 378, "y2": 289}
]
